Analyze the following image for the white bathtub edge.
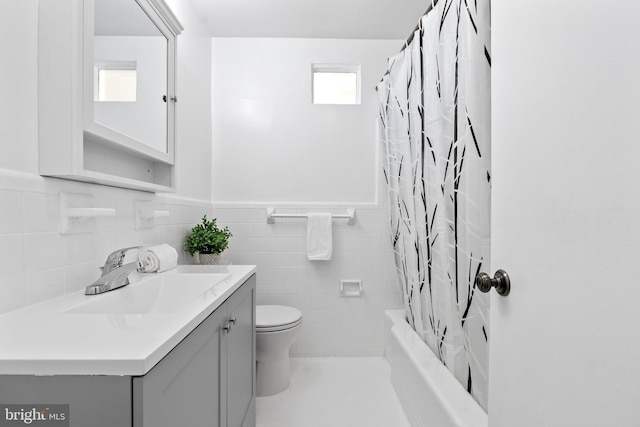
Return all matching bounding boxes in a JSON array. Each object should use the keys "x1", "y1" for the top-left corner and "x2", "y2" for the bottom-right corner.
[{"x1": 385, "y1": 309, "x2": 488, "y2": 427}]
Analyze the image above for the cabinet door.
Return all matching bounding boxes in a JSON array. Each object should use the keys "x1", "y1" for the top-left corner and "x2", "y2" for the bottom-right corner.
[
  {"x1": 224, "y1": 275, "x2": 256, "y2": 427},
  {"x1": 133, "y1": 307, "x2": 226, "y2": 427}
]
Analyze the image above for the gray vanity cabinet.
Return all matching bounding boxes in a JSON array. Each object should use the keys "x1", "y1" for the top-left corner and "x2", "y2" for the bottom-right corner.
[
  {"x1": 0, "y1": 274, "x2": 256, "y2": 427},
  {"x1": 133, "y1": 304, "x2": 225, "y2": 426},
  {"x1": 134, "y1": 274, "x2": 256, "y2": 427}
]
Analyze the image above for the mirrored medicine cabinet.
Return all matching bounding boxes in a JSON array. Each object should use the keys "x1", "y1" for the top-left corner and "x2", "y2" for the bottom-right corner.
[{"x1": 38, "y1": 0, "x2": 183, "y2": 192}]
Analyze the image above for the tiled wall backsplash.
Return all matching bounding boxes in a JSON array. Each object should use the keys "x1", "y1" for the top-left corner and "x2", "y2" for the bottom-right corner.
[
  {"x1": 213, "y1": 206, "x2": 402, "y2": 357},
  {"x1": 0, "y1": 174, "x2": 402, "y2": 357},
  {"x1": 0, "y1": 183, "x2": 210, "y2": 315}
]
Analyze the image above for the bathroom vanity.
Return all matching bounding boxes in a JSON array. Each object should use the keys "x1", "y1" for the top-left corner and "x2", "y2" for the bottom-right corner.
[{"x1": 0, "y1": 265, "x2": 256, "y2": 427}]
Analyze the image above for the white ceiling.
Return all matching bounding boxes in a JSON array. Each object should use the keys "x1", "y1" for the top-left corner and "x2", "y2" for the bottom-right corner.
[{"x1": 189, "y1": 0, "x2": 428, "y2": 40}]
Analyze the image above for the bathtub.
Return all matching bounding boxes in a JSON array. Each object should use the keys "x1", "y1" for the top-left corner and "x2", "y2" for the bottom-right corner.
[{"x1": 385, "y1": 310, "x2": 488, "y2": 427}]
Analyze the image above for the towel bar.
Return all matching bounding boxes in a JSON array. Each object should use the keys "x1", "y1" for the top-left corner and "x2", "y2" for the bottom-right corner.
[{"x1": 266, "y1": 207, "x2": 356, "y2": 225}]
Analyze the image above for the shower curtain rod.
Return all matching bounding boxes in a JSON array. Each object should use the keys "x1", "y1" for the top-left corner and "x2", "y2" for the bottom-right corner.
[{"x1": 401, "y1": 0, "x2": 439, "y2": 51}]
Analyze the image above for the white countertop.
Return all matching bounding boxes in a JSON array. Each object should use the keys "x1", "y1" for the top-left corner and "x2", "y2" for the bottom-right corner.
[{"x1": 0, "y1": 264, "x2": 256, "y2": 376}]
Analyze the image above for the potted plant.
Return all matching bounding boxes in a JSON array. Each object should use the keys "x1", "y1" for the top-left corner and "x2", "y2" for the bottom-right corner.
[{"x1": 184, "y1": 215, "x2": 232, "y2": 264}]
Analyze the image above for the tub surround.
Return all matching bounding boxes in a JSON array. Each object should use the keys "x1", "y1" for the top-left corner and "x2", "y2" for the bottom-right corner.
[{"x1": 0, "y1": 265, "x2": 256, "y2": 375}]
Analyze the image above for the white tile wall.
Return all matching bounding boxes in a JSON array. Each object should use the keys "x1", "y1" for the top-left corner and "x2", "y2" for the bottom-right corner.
[
  {"x1": 0, "y1": 180, "x2": 403, "y2": 357},
  {"x1": 0, "y1": 182, "x2": 211, "y2": 315},
  {"x1": 214, "y1": 205, "x2": 403, "y2": 357}
]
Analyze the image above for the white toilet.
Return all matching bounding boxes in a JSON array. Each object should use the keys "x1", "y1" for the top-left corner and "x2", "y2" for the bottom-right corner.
[{"x1": 255, "y1": 305, "x2": 303, "y2": 397}]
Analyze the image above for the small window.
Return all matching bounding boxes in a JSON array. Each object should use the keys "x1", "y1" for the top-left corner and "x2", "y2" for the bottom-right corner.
[
  {"x1": 312, "y1": 64, "x2": 360, "y2": 105},
  {"x1": 95, "y1": 62, "x2": 137, "y2": 102}
]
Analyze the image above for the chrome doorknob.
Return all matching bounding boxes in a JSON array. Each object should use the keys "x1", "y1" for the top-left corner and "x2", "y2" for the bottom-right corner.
[{"x1": 475, "y1": 270, "x2": 511, "y2": 296}]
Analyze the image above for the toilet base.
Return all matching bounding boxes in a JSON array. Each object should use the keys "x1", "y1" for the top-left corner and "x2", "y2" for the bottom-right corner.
[{"x1": 256, "y1": 358, "x2": 291, "y2": 397}]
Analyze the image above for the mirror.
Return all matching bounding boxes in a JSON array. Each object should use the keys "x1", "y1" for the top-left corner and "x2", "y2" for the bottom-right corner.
[{"x1": 92, "y1": 0, "x2": 168, "y2": 153}]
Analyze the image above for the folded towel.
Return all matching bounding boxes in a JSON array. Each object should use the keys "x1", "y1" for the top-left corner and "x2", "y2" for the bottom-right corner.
[
  {"x1": 139, "y1": 244, "x2": 178, "y2": 273},
  {"x1": 307, "y1": 213, "x2": 332, "y2": 261}
]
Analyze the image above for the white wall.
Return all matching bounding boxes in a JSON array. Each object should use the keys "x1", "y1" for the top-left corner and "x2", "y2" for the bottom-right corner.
[
  {"x1": 0, "y1": 0, "x2": 213, "y2": 314},
  {"x1": 211, "y1": 38, "x2": 395, "y2": 204},
  {"x1": 211, "y1": 38, "x2": 404, "y2": 356},
  {"x1": 214, "y1": 204, "x2": 401, "y2": 356}
]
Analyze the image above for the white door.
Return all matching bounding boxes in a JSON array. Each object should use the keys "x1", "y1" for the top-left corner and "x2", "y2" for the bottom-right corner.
[{"x1": 489, "y1": 1, "x2": 640, "y2": 426}]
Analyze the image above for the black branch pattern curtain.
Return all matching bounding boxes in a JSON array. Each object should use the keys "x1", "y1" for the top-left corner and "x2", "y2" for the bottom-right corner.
[{"x1": 377, "y1": 0, "x2": 491, "y2": 410}]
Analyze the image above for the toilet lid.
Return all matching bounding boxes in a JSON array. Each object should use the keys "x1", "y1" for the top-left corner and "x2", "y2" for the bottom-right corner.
[{"x1": 256, "y1": 305, "x2": 302, "y2": 330}]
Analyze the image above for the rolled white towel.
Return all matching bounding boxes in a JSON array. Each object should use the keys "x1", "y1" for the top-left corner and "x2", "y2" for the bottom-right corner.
[{"x1": 139, "y1": 244, "x2": 178, "y2": 273}]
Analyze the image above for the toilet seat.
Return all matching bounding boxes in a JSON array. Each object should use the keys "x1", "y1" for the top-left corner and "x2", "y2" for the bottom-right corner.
[{"x1": 256, "y1": 305, "x2": 302, "y2": 332}]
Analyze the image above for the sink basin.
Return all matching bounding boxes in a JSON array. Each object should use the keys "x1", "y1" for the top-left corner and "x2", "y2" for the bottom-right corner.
[{"x1": 66, "y1": 271, "x2": 229, "y2": 315}]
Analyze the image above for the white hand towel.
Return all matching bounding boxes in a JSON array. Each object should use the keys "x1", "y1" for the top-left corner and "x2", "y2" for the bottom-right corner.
[
  {"x1": 307, "y1": 213, "x2": 332, "y2": 261},
  {"x1": 139, "y1": 244, "x2": 178, "y2": 273}
]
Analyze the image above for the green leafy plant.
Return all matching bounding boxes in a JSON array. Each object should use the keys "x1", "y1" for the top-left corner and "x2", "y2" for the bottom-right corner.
[{"x1": 184, "y1": 215, "x2": 232, "y2": 256}]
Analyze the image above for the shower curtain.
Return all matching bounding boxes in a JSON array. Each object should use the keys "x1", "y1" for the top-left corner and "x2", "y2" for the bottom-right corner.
[{"x1": 377, "y1": 0, "x2": 491, "y2": 410}]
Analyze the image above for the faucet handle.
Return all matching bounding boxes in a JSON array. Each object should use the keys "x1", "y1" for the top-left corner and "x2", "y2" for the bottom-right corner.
[
  {"x1": 137, "y1": 258, "x2": 151, "y2": 273},
  {"x1": 101, "y1": 246, "x2": 142, "y2": 276},
  {"x1": 109, "y1": 246, "x2": 142, "y2": 261}
]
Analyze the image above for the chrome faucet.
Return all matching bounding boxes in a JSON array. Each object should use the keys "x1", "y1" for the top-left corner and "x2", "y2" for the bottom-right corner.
[
  {"x1": 85, "y1": 261, "x2": 142, "y2": 295},
  {"x1": 85, "y1": 246, "x2": 144, "y2": 295},
  {"x1": 99, "y1": 246, "x2": 142, "y2": 276}
]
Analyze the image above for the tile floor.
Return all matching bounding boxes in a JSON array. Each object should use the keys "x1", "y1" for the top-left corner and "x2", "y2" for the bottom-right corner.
[{"x1": 256, "y1": 357, "x2": 410, "y2": 427}]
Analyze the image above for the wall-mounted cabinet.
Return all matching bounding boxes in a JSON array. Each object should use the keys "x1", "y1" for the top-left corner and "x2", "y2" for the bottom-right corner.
[{"x1": 38, "y1": 0, "x2": 183, "y2": 192}]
